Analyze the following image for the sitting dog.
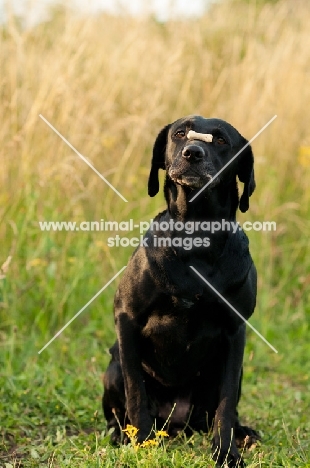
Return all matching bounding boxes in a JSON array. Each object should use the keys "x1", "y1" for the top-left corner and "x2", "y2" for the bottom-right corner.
[{"x1": 103, "y1": 115, "x2": 260, "y2": 467}]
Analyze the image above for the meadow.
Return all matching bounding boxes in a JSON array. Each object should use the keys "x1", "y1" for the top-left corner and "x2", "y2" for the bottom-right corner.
[{"x1": 1, "y1": 0, "x2": 310, "y2": 466}]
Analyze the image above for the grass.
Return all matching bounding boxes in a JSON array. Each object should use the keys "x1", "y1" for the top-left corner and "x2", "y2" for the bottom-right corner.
[{"x1": 1, "y1": 0, "x2": 310, "y2": 466}]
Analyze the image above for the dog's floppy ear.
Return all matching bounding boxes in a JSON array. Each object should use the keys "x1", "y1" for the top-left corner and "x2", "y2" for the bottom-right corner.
[
  {"x1": 148, "y1": 124, "x2": 171, "y2": 197},
  {"x1": 237, "y1": 141, "x2": 256, "y2": 213}
]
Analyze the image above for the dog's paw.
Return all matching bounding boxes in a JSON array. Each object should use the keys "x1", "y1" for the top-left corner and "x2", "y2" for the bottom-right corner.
[
  {"x1": 110, "y1": 428, "x2": 121, "y2": 445},
  {"x1": 235, "y1": 424, "x2": 260, "y2": 449},
  {"x1": 212, "y1": 440, "x2": 245, "y2": 468},
  {"x1": 108, "y1": 427, "x2": 129, "y2": 446},
  {"x1": 214, "y1": 451, "x2": 245, "y2": 468}
]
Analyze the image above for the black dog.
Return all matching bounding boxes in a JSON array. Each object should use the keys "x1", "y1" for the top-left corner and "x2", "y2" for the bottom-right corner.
[{"x1": 103, "y1": 115, "x2": 260, "y2": 467}]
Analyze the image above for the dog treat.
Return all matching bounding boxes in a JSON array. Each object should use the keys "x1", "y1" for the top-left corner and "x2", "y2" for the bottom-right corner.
[{"x1": 187, "y1": 130, "x2": 213, "y2": 143}]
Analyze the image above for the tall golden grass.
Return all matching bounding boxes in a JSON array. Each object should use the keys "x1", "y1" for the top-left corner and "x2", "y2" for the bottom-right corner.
[
  {"x1": 1, "y1": 0, "x2": 309, "y2": 328},
  {"x1": 2, "y1": 1, "x2": 309, "y2": 202}
]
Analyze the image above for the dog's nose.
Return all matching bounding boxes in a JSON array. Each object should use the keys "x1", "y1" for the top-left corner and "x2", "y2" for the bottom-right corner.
[{"x1": 182, "y1": 145, "x2": 204, "y2": 161}]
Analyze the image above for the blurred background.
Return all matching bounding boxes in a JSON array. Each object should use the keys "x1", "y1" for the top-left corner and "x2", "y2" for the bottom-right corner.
[
  {"x1": 1, "y1": 0, "x2": 209, "y2": 23},
  {"x1": 1, "y1": 0, "x2": 310, "y2": 465}
]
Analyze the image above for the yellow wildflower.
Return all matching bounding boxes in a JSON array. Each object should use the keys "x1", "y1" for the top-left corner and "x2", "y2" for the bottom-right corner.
[
  {"x1": 140, "y1": 439, "x2": 159, "y2": 448},
  {"x1": 298, "y1": 146, "x2": 310, "y2": 168},
  {"x1": 122, "y1": 424, "x2": 139, "y2": 438},
  {"x1": 155, "y1": 430, "x2": 169, "y2": 438}
]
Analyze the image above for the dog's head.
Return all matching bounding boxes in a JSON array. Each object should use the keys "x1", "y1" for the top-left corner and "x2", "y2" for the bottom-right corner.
[{"x1": 148, "y1": 115, "x2": 255, "y2": 213}]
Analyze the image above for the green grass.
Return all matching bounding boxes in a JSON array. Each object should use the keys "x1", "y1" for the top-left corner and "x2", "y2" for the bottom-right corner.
[
  {"x1": 1, "y1": 0, "x2": 310, "y2": 465},
  {"x1": 1, "y1": 330, "x2": 310, "y2": 466}
]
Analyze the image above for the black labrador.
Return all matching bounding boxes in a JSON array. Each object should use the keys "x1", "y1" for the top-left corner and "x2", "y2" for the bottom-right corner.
[{"x1": 103, "y1": 115, "x2": 260, "y2": 467}]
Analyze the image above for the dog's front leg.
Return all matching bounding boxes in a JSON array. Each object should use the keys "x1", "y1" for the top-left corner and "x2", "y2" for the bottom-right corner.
[
  {"x1": 212, "y1": 324, "x2": 246, "y2": 468},
  {"x1": 116, "y1": 312, "x2": 153, "y2": 442}
]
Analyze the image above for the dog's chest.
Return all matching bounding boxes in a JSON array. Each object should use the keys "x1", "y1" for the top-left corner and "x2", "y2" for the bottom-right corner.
[
  {"x1": 140, "y1": 303, "x2": 222, "y2": 384},
  {"x1": 142, "y1": 311, "x2": 188, "y2": 341},
  {"x1": 141, "y1": 300, "x2": 221, "y2": 351}
]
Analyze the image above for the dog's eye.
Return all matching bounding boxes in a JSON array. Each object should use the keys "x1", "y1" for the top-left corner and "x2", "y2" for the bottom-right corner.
[
  {"x1": 216, "y1": 137, "x2": 227, "y2": 145},
  {"x1": 174, "y1": 130, "x2": 185, "y2": 138}
]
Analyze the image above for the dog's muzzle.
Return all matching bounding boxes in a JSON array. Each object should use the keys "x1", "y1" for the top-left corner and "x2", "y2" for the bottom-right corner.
[{"x1": 182, "y1": 144, "x2": 204, "y2": 162}]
